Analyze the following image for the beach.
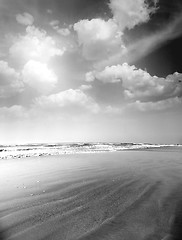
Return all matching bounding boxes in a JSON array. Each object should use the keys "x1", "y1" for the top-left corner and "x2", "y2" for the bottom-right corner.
[{"x1": 1, "y1": 148, "x2": 182, "y2": 240}]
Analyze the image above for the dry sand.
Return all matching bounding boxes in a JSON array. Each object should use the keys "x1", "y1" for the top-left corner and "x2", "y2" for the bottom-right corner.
[{"x1": 0, "y1": 149, "x2": 182, "y2": 240}]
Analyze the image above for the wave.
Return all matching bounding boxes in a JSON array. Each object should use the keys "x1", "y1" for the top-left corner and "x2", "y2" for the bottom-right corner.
[{"x1": 0, "y1": 143, "x2": 181, "y2": 160}]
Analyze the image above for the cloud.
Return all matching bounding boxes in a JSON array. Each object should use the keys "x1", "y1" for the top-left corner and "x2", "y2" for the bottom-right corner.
[
  {"x1": 87, "y1": 63, "x2": 182, "y2": 104},
  {"x1": 94, "y1": 8, "x2": 182, "y2": 69},
  {"x1": 22, "y1": 60, "x2": 57, "y2": 94},
  {"x1": 50, "y1": 20, "x2": 60, "y2": 27},
  {"x1": 9, "y1": 25, "x2": 65, "y2": 64},
  {"x1": 50, "y1": 20, "x2": 70, "y2": 36},
  {"x1": 0, "y1": 89, "x2": 99, "y2": 123},
  {"x1": 72, "y1": 0, "x2": 182, "y2": 71},
  {"x1": 0, "y1": 61, "x2": 23, "y2": 98},
  {"x1": 47, "y1": 9, "x2": 53, "y2": 14},
  {"x1": 86, "y1": 67, "x2": 122, "y2": 83},
  {"x1": 79, "y1": 84, "x2": 92, "y2": 91},
  {"x1": 73, "y1": 0, "x2": 158, "y2": 62},
  {"x1": 16, "y1": 12, "x2": 34, "y2": 26},
  {"x1": 74, "y1": 18, "x2": 124, "y2": 60},
  {"x1": 0, "y1": 105, "x2": 26, "y2": 120},
  {"x1": 34, "y1": 89, "x2": 99, "y2": 114},
  {"x1": 104, "y1": 96, "x2": 182, "y2": 114},
  {"x1": 126, "y1": 97, "x2": 181, "y2": 112},
  {"x1": 104, "y1": 105, "x2": 122, "y2": 114},
  {"x1": 85, "y1": 72, "x2": 95, "y2": 82},
  {"x1": 57, "y1": 28, "x2": 70, "y2": 36},
  {"x1": 109, "y1": 0, "x2": 158, "y2": 30}
]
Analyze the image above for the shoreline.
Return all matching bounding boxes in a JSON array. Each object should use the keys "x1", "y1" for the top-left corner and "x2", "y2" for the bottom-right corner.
[{"x1": 0, "y1": 143, "x2": 181, "y2": 160}]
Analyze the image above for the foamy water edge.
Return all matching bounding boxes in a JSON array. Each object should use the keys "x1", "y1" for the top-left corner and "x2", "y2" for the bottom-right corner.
[{"x1": 0, "y1": 143, "x2": 181, "y2": 160}]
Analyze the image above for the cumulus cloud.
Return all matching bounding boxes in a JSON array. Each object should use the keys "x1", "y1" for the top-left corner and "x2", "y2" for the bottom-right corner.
[
  {"x1": 0, "y1": 89, "x2": 99, "y2": 122},
  {"x1": 109, "y1": 0, "x2": 158, "y2": 30},
  {"x1": 73, "y1": 0, "x2": 159, "y2": 62},
  {"x1": 22, "y1": 60, "x2": 57, "y2": 94},
  {"x1": 16, "y1": 12, "x2": 34, "y2": 26},
  {"x1": 74, "y1": 18, "x2": 124, "y2": 60},
  {"x1": 127, "y1": 97, "x2": 181, "y2": 112},
  {"x1": 9, "y1": 25, "x2": 65, "y2": 64},
  {"x1": 87, "y1": 63, "x2": 182, "y2": 105},
  {"x1": 50, "y1": 20, "x2": 70, "y2": 36},
  {"x1": 0, "y1": 61, "x2": 23, "y2": 98},
  {"x1": 87, "y1": 66, "x2": 122, "y2": 83},
  {"x1": 34, "y1": 89, "x2": 99, "y2": 114},
  {"x1": 72, "y1": 3, "x2": 182, "y2": 73}
]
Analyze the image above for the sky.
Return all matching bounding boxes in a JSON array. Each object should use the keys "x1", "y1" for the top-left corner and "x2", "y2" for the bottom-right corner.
[{"x1": 0, "y1": 0, "x2": 182, "y2": 144}]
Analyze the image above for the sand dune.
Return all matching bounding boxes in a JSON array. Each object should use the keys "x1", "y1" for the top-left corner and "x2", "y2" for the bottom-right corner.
[{"x1": 0, "y1": 149, "x2": 182, "y2": 240}]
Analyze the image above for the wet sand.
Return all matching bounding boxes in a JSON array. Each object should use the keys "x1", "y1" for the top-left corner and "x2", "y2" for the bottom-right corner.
[{"x1": 0, "y1": 149, "x2": 182, "y2": 240}]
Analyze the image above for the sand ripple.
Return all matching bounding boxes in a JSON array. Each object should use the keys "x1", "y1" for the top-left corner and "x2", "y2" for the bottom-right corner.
[{"x1": 0, "y1": 150, "x2": 182, "y2": 240}]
